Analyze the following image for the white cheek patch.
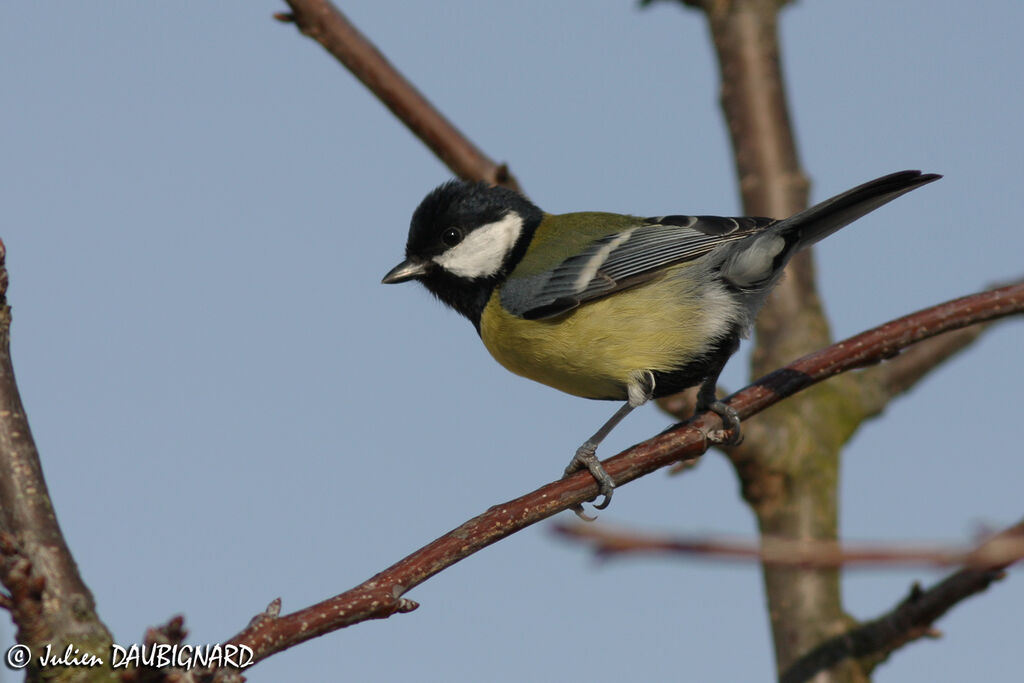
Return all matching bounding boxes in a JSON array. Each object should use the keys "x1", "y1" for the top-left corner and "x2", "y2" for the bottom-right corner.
[{"x1": 433, "y1": 212, "x2": 524, "y2": 279}]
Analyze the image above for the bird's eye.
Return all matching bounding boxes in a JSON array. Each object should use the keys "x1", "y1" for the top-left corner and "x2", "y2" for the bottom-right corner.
[{"x1": 441, "y1": 227, "x2": 464, "y2": 247}]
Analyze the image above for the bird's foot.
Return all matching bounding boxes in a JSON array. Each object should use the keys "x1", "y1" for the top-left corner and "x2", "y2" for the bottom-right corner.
[
  {"x1": 704, "y1": 400, "x2": 743, "y2": 446},
  {"x1": 564, "y1": 441, "x2": 615, "y2": 519}
]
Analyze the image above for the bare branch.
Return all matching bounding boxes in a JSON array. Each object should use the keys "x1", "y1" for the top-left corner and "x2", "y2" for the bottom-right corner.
[
  {"x1": 889, "y1": 328, "x2": 988, "y2": 395},
  {"x1": 658, "y1": 2, "x2": 838, "y2": 671},
  {"x1": 780, "y1": 521, "x2": 1024, "y2": 683},
  {"x1": 125, "y1": 616, "x2": 192, "y2": 683},
  {"x1": 667, "y1": 8, "x2": 1003, "y2": 674},
  {"x1": 694, "y1": 0, "x2": 819, "y2": 373},
  {"x1": 553, "y1": 520, "x2": 1024, "y2": 570},
  {"x1": 278, "y1": 0, "x2": 520, "y2": 190},
  {"x1": 858, "y1": 278, "x2": 1023, "y2": 419},
  {"x1": 205, "y1": 282, "x2": 1024, "y2": 677},
  {"x1": 0, "y1": 533, "x2": 46, "y2": 646},
  {"x1": 0, "y1": 239, "x2": 114, "y2": 663},
  {"x1": 724, "y1": 282, "x2": 1024, "y2": 433}
]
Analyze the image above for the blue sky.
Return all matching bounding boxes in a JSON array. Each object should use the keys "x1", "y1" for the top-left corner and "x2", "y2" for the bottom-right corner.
[{"x1": 2, "y1": 2, "x2": 1022, "y2": 681}]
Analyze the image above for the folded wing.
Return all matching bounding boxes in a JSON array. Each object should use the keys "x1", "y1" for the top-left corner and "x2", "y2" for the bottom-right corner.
[{"x1": 500, "y1": 214, "x2": 775, "y2": 319}]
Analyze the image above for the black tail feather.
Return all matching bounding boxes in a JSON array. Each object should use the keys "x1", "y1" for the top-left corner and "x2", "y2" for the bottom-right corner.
[{"x1": 781, "y1": 170, "x2": 942, "y2": 249}]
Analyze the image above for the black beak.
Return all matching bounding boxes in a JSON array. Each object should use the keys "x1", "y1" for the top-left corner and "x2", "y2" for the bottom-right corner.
[{"x1": 381, "y1": 258, "x2": 430, "y2": 284}]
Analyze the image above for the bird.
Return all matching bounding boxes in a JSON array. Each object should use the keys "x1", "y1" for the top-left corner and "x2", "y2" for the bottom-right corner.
[{"x1": 382, "y1": 170, "x2": 940, "y2": 513}]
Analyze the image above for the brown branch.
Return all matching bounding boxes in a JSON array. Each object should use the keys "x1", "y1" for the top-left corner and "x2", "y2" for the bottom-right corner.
[
  {"x1": 723, "y1": 282, "x2": 1024, "y2": 433},
  {"x1": 0, "y1": 532, "x2": 47, "y2": 646},
  {"x1": 779, "y1": 520, "x2": 1024, "y2": 683},
  {"x1": 205, "y1": 282, "x2": 1024, "y2": 678},
  {"x1": 0, "y1": 239, "x2": 114, "y2": 667},
  {"x1": 884, "y1": 326, "x2": 989, "y2": 397},
  {"x1": 655, "y1": 2, "x2": 968, "y2": 677},
  {"x1": 121, "y1": 616, "x2": 191, "y2": 683},
  {"x1": 272, "y1": 3, "x2": 1012, "y2": 680},
  {"x1": 865, "y1": 323, "x2": 989, "y2": 413},
  {"x1": 650, "y1": 1, "x2": 839, "y2": 673},
  {"x1": 276, "y1": 0, "x2": 520, "y2": 191},
  {"x1": 553, "y1": 520, "x2": 1024, "y2": 570},
  {"x1": 694, "y1": 0, "x2": 818, "y2": 373}
]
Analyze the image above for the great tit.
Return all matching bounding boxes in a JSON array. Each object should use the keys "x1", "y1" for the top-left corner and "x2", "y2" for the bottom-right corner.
[{"x1": 383, "y1": 170, "x2": 940, "y2": 511}]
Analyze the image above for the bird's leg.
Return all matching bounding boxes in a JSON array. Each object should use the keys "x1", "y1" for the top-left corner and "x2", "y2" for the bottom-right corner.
[
  {"x1": 695, "y1": 356, "x2": 742, "y2": 446},
  {"x1": 565, "y1": 371, "x2": 654, "y2": 518},
  {"x1": 565, "y1": 401, "x2": 635, "y2": 504}
]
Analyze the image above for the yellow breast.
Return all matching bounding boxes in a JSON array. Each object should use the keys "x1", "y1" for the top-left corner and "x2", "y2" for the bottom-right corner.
[{"x1": 479, "y1": 265, "x2": 733, "y2": 400}]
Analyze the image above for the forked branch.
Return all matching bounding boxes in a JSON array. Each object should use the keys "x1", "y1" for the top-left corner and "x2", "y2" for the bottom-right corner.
[{"x1": 779, "y1": 521, "x2": 1024, "y2": 683}]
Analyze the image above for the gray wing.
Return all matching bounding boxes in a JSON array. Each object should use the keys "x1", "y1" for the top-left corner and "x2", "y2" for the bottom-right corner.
[{"x1": 500, "y1": 215, "x2": 776, "y2": 320}]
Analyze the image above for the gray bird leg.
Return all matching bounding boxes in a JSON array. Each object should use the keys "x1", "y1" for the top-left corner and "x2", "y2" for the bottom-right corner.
[
  {"x1": 565, "y1": 371, "x2": 654, "y2": 518},
  {"x1": 695, "y1": 365, "x2": 742, "y2": 446}
]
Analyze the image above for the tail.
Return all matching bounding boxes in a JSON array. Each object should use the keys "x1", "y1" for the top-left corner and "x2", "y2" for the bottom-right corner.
[{"x1": 780, "y1": 170, "x2": 941, "y2": 250}]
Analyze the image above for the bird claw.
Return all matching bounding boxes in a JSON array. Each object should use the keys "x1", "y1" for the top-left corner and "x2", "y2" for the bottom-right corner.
[
  {"x1": 565, "y1": 442, "x2": 616, "y2": 518},
  {"x1": 705, "y1": 400, "x2": 743, "y2": 446},
  {"x1": 570, "y1": 504, "x2": 598, "y2": 521}
]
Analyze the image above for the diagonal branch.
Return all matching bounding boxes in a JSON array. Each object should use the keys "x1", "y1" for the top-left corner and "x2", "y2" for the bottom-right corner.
[
  {"x1": 206, "y1": 282, "x2": 1024, "y2": 678},
  {"x1": 779, "y1": 520, "x2": 1024, "y2": 683},
  {"x1": 276, "y1": 0, "x2": 520, "y2": 191},
  {"x1": 881, "y1": 326, "x2": 990, "y2": 397},
  {"x1": 855, "y1": 279, "x2": 1024, "y2": 417}
]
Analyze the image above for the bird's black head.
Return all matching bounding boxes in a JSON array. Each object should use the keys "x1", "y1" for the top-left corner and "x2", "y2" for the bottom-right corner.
[{"x1": 382, "y1": 180, "x2": 543, "y2": 328}]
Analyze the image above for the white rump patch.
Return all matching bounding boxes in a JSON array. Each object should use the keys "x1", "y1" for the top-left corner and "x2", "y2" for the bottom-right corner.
[{"x1": 433, "y1": 212, "x2": 524, "y2": 279}]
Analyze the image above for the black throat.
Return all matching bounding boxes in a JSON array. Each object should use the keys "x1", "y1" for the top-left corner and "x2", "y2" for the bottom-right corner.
[{"x1": 419, "y1": 270, "x2": 501, "y2": 333}]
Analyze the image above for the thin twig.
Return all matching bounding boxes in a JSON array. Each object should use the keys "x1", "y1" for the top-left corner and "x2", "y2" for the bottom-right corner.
[
  {"x1": 553, "y1": 520, "x2": 1024, "y2": 570},
  {"x1": 206, "y1": 282, "x2": 1024, "y2": 678},
  {"x1": 279, "y1": 0, "x2": 520, "y2": 191}
]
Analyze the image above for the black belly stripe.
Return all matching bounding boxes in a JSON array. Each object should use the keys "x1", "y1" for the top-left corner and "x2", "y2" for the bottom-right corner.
[{"x1": 648, "y1": 326, "x2": 742, "y2": 399}]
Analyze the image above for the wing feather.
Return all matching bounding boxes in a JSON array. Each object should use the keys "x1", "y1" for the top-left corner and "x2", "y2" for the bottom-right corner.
[{"x1": 500, "y1": 215, "x2": 776, "y2": 319}]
